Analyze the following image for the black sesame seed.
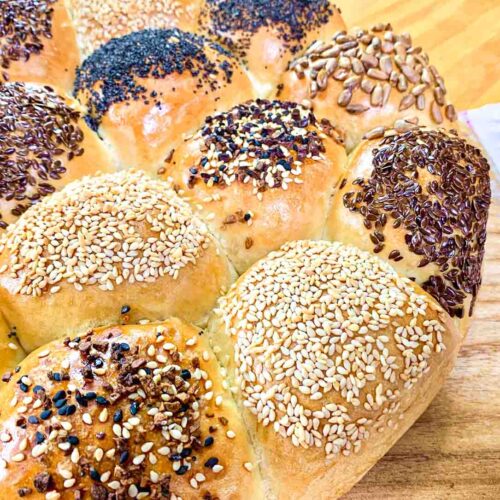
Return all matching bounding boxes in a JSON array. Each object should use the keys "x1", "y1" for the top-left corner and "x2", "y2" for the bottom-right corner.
[
  {"x1": 204, "y1": 457, "x2": 219, "y2": 468},
  {"x1": 175, "y1": 465, "x2": 188, "y2": 475},
  {"x1": 32, "y1": 385, "x2": 44, "y2": 394},
  {"x1": 130, "y1": 402, "x2": 139, "y2": 415},
  {"x1": 120, "y1": 305, "x2": 130, "y2": 314},
  {"x1": 204, "y1": 436, "x2": 214, "y2": 447},
  {"x1": 28, "y1": 416, "x2": 39, "y2": 425},
  {"x1": 113, "y1": 409, "x2": 123, "y2": 423},
  {"x1": 96, "y1": 396, "x2": 109, "y2": 406},
  {"x1": 35, "y1": 432, "x2": 45, "y2": 444},
  {"x1": 40, "y1": 410, "x2": 52, "y2": 420},
  {"x1": 85, "y1": 391, "x2": 97, "y2": 400},
  {"x1": 89, "y1": 468, "x2": 101, "y2": 481},
  {"x1": 180, "y1": 369, "x2": 191, "y2": 380},
  {"x1": 53, "y1": 390, "x2": 66, "y2": 401},
  {"x1": 119, "y1": 451, "x2": 129, "y2": 464}
]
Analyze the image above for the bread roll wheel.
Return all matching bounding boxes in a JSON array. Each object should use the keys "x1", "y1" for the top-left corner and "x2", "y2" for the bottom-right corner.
[
  {"x1": 325, "y1": 126, "x2": 492, "y2": 334},
  {"x1": 164, "y1": 99, "x2": 347, "y2": 273},
  {"x1": 74, "y1": 28, "x2": 255, "y2": 173},
  {"x1": 0, "y1": 313, "x2": 25, "y2": 377},
  {"x1": 197, "y1": 0, "x2": 346, "y2": 97},
  {"x1": 279, "y1": 23, "x2": 459, "y2": 151},
  {"x1": 0, "y1": 170, "x2": 236, "y2": 352},
  {"x1": 69, "y1": 0, "x2": 203, "y2": 58},
  {"x1": 0, "y1": 0, "x2": 80, "y2": 93},
  {"x1": 209, "y1": 240, "x2": 461, "y2": 499},
  {"x1": 0, "y1": 82, "x2": 115, "y2": 231},
  {"x1": 0, "y1": 319, "x2": 263, "y2": 498}
]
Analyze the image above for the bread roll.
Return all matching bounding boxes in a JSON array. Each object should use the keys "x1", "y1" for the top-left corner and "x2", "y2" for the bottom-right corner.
[
  {"x1": 0, "y1": 0, "x2": 80, "y2": 93},
  {"x1": 0, "y1": 82, "x2": 114, "y2": 231},
  {"x1": 198, "y1": 0, "x2": 346, "y2": 97},
  {"x1": 74, "y1": 28, "x2": 254, "y2": 173},
  {"x1": 209, "y1": 240, "x2": 461, "y2": 499},
  {"x1": 0, "y1": 319, "x2": 263, "y2": 498},
  {"x1": 0, "y1": 170, "x2": 236, "y2": 352},
  {"x1": 164, "y1": 99, "x2": 346, "y2": 273},
  {"x1": 69, "y1": 0, "x2": 203, "y2": 58},
  {"x1": 325, "y1": 126, "x2": 491, "y2": 333},
  {"x1": 279, "y1": 23, "x2": 458, "y2": 151},
  {"x1": 0, "y1": 314, "x2": 25, "y2": 377}
]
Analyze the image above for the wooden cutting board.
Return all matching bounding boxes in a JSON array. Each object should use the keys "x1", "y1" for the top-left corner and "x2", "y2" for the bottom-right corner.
[{"x1": 339, "y1": 1, "x2": 500, "y2": 497}]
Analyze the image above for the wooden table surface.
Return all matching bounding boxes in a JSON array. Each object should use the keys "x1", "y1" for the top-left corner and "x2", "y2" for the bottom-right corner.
[{"x1": 339, "y1": 1, "x2": 500, "y2": 498}]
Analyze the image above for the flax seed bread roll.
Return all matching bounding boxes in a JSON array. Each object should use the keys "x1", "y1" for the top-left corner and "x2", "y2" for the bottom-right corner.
[
  {"x1": 163, "y1": 99, "x2": 346, "y2": 273},
  {"x1": 0, "y1": 314, "x2": 25, "y2": 376},
  {"x1": 0, "y1": 82, "x2": 114, "y2": 231},
  {"x1": 69, "y1": 0, "x2": 203, "y2": 58},
  {"x1": 0, "y1": 170, "x2": 236, "y2": 353},
  {"x1": 0, "y1": 0, "x2": 79, "y2": 93},
  {"x1": 208, "y1": 240, "x2": 461, "y2": 499},
  {"x1": 325, "y1": 126, "x2": 492, "y2": 334},
  {"x1": 74, "y1": 28, "x2": 254, "y2": 173},
  {"x1": 198, "y1": 0, "x2": 346, "y2": 97},
  {"x1": 0, "y1": 319, "x2": 263, "y2": 498},
  {"x1": 279, "y1": 23, "x2": 458, "y2": 151}
]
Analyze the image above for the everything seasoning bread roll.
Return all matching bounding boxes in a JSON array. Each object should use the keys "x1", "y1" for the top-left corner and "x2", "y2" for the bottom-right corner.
[
  {"x1": 0, "y1": 319, "x2": 263, "y2": 498},
  {"x1": 209, "y1": 240, "x2": 461, "y2": 499},
  {"x1": 0, "y1": 0, "x2": 80, "y2": 93},
  {"x1": 74, "y1": 28, "x2": 254, "y2": 173},
  {"x1": 325, "y1": 126, "x2": 492, "y2": 333},
  {"x1": 0, "y1": 171, "x2": 236, "y2": 352},
  {"x1": 279, "y1": 23, "x2": 459, "y2": 150},
  {"x1": 164, "y1": 99, "x2": 346, "y2": 273},
  {"x1": 0, "y1": 82, "x2": 114, "y2": 231}
]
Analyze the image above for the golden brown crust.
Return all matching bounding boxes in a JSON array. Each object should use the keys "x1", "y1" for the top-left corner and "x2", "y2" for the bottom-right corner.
[
  {"x1": 208, "y1": 240, "x2": 461, "y2": 499},
  {"x1": 74, "y1": 28, "x2": 255, "y2": 173},
  {"x1": 0, "y1": 0, "x2": 80, "y2": 94},
  {"x1": 279, "y1": 24, "x2": 458, "y2": 151},
  {"x1": 0, "y1": 82, "x2": 114, "y2": 231},
  {"x1": 325, "y1": 127, "x2": 492, "y2": 333},
  {"x1": 0, "y1": 171, "x2": 236, "y2": 352},
  {"x1": 0, "y1": 313, "x2": 25, "y2": 377},
  {"x1": 0, "y1": 319, "x2": 263, "y2": 499},
  {"x1": 197, "y1": 0, "x2": 346, "y2": 97},
  {"x1": 164, "y1": 99, "x2": 347, "y2": 273}
]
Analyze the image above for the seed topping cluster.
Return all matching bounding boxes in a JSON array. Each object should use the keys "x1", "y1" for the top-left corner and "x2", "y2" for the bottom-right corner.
[
  {"x1": 187, "y1": 99, "x2": 341, "y2": 199},
  {"x1": 218, "y1": 240, "x2": 447, "y2": 456},
  {"x1": 74, "y1": 29, "x2": 236, "y2": 131},
  {"x1": 0, "y1": 324, "x2": 235, "y2": 497},
  {"x1": 342, "y1": 128, "x2": 491, "y2": 318},
  {"x1": 289, "y1": 23, "x2": 457, "y2": 124},
  {"x1": 0, "y1": 82, "x2": 85, "y2": 230},
  {"x1": 72, "y1": 0, "x2": 198, "y2": 57},
  {"x1": 0, "y1": 170, "x2": 210, "y2": 296},
  {"x1": 0, "y1": 0, "x2": 56, "y2": 80},
  {"x1": 200, "y1": 0, "x2": 337, "y2": 60}
]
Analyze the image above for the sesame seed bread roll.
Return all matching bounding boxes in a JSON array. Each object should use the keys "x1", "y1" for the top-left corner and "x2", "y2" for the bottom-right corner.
[
  {"x1": 74, "y1": 29, "x2": 254, "y2": 173},
  {"x1": 0, "y1": 0, "x2": 80, "y2": 94},
  {"x1": 279, "y1": 23, "x2": 459, "y2": 151},
  {"x1": 0, "y1": 319, "x2": 264, "y2": 498},
  {"x1": 69, "y1": 0, "x2": 203, "y2": 58},
  {"x1": 208, "y1": 240, "x2": 461, "y2": 499},
  {"x1": 197, "y1": 0, "x2": 346, "y2": 97},
  {"x1": 325, "y1": 126, "x2": 492, "y2": 334},
  {"x1": 0, "y1": 82, "x2": 115, "y2": 231},
  {"x1": 0, "y1": 171, "x2": 236, "y2": 353},
  {"x1": 0, "y1": 314, "x2": 25, "y2": 377},
  {"x1": 164, "y1": 99, "x2": 347, "y2": 273}
]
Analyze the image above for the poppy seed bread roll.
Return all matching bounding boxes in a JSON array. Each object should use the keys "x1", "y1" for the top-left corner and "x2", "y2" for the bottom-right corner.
[
  {"x1": 325, "y1": 126, "x2": 492, "y2": 333},
  {"x1": 0, "y1": 82, "x2": 114, "y2": 231},
  {"x1": 208, "y1": 240, "x2": 461, "y2": 499},
  {"x1": 279, "y1": 23, "x2": 458, "y2": 151},
  {"x1": 164, "y1": 99, "x2": 347, "y2": 273},
  {"x1": 0, "y1": 319, "x2": 263, "y2": 498},
  {"x1": 197, "y1": 0, "x2": 346, "y2": 97},
  {"x1": 0, "y1": 170, "x2": 236, "y2": 352},
  {"x1": 0, "y1": 0, "x2": 80, "y2": 93},
  {"x1": 74, "y1": 28, "x2": 254, "y2": 173}
]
